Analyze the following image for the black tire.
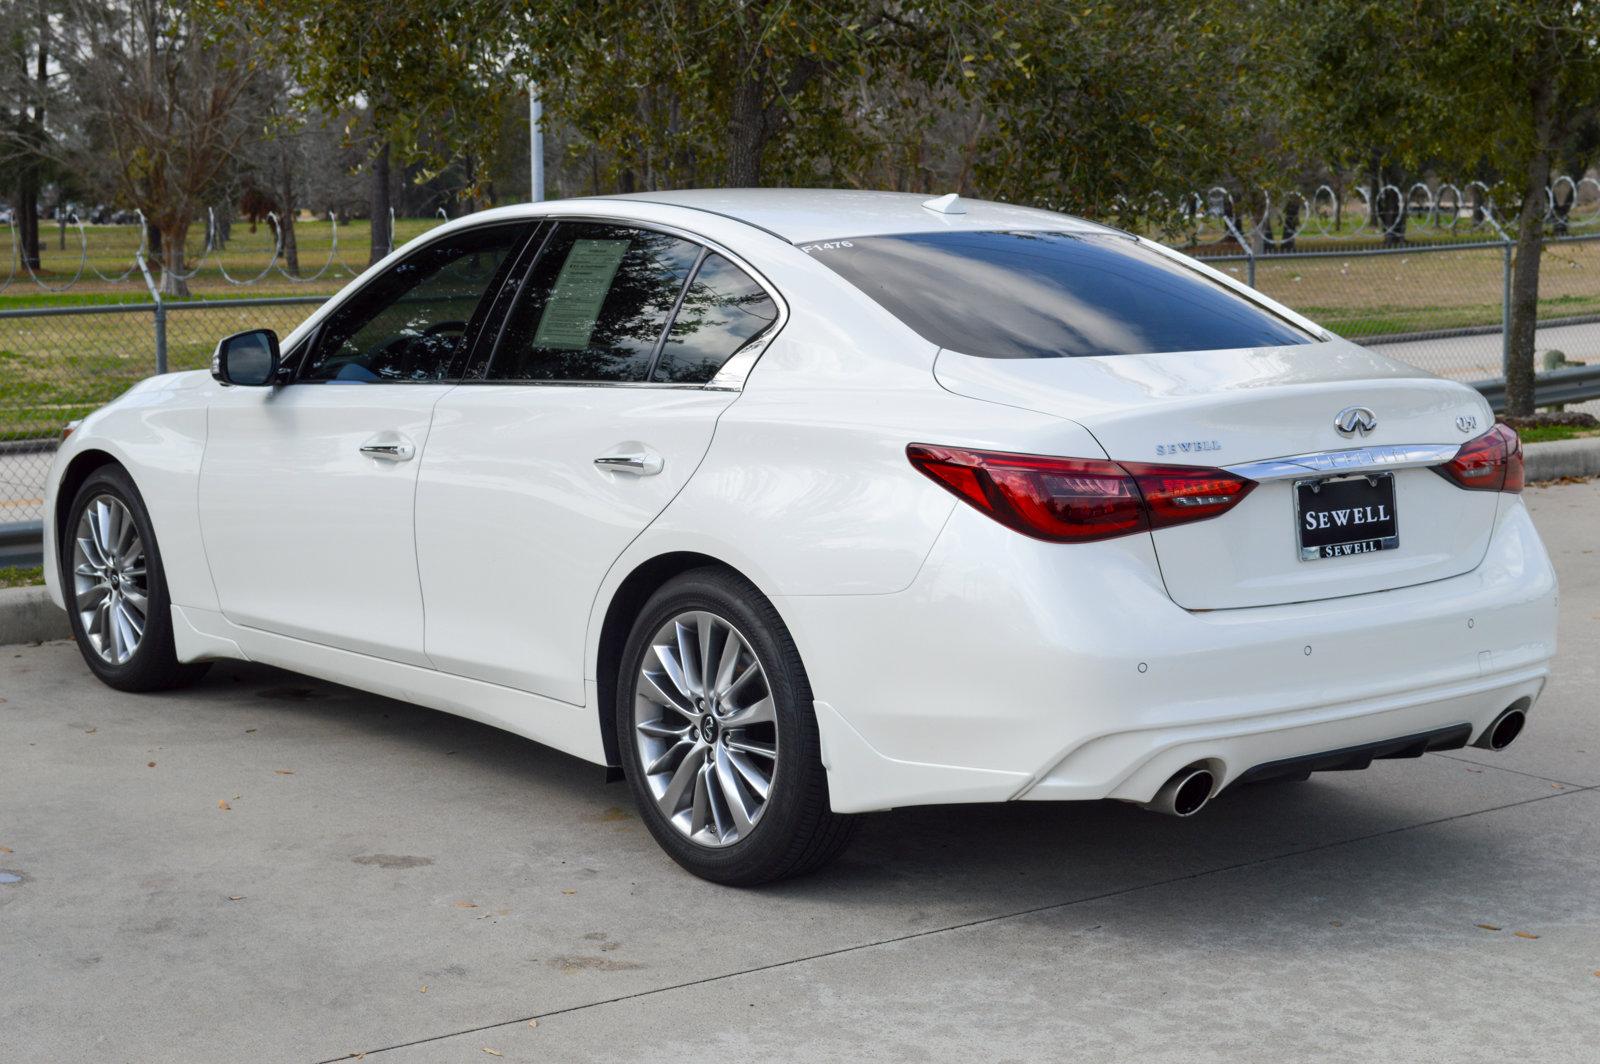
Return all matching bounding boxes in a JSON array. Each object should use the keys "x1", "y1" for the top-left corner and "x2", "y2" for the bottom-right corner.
[
  {"x1": 616, "y1": 567, "x2": 857, "y2": 885},
  {"x1": 61, "y1": 465, "x2": 210, "y2": 692}
]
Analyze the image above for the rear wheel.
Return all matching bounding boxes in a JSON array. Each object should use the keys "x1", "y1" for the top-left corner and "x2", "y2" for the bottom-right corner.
[
  {"x1": 616, "y1": 568, "x2": 856, "y2": 885},
  {"x1": 62, "y1": 466, "x2": 208, "y2": 692}
]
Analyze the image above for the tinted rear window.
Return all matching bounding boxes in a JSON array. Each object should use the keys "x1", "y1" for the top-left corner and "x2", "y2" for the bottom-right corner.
[{"x1": 810, "y1": 230, "x2": 1316, "y2": 359}]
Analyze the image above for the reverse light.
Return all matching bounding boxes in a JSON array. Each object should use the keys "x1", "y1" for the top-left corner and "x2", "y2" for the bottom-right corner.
[
  {"x1": 1432, "y1": 424, "x2": 1523, "y2": 493},
  {"x1": 906, "y1": 444, "x2": 1256, "y2": 543}
]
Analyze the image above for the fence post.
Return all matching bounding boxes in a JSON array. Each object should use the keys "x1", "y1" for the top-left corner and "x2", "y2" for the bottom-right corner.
[
  {"x1": 136, "y1": 252, "x2": 167, "y2": 374},
  {"x1": 1482, "y1": 213, "x2": 1514, "y2": 379},
  {"x1": 1222, "y1": 215, "x2": 1256, "y2": 287}
]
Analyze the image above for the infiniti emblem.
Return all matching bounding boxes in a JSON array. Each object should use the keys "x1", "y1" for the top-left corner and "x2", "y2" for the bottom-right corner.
[{"x1": 1334, "y1": 406, "x2": 1378, "y2": 437}]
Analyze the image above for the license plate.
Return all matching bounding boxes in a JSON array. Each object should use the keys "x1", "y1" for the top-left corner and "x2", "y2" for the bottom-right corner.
[{"x1": 1295, "y1": 473, "x2": 1399, "y2": 561}]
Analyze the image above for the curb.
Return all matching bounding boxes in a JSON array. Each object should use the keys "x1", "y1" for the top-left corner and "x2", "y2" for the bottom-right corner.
[
  {"x1": 1524, "y1": 437, "x2": 1600, "y2": 482},
  {"x1": 0, "y1": 585, "x2": 71, "y2": 646}
]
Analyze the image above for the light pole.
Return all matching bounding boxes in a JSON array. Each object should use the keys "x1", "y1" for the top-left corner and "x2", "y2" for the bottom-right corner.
[{"x1": 529, "y1": 85, "x2": 545, "y2": 203}]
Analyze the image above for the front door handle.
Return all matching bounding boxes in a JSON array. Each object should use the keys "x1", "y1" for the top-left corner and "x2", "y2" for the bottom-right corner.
[
  {"x1": 360, "y1": 436, "x2": 415, "y2": 462},
  {"x1": 594, "y1": 451, "x2": 664, "y2": 476}
]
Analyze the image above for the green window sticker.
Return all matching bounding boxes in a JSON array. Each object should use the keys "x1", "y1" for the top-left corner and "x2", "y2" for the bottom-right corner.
[{"x1": 533, "y1": 239, "x2": 629, "y2": 350}]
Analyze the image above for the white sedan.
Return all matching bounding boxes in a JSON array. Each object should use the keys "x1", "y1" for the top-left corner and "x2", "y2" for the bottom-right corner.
[{"x1": 44, "y1": 189, "x2": 1557, "y2": 884}]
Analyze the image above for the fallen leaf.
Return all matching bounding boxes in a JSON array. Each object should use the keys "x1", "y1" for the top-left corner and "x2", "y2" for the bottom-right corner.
[
  {"x1": 350, "y1": 1054, "x2": 365, "y2": 1062},
  {"x1": 482, "y1": 1049, "x2": 503, "y2": 1057},
  {"x1": 419, "y1": 985, "x2": 428, "y2": 993},
  {"x1": 1513, "y1": 931, "x2": 1539, "y2": 940},
  {"x1": 1476, "y1": 923, "x2": 1502, "y2": 931},
  {"x1": 453, "y1": 900, "x2": 479, "y2": 909},
  {"x1": 84, "y1": 727, "x2": 96, "y2": 734},
  {"x1": 217, "y1": 799, "x2": 231, "y2": 811},
  {"x1": 274, "y1": 770, "x2": 294, "y2": 776},
  {"x1": 0, "y1": 846, "x2": 11, "y2": 855},
  {"x1": 561, "y1": 889, "x2": 576, "y2": 896},
  {"x1": 227, "y1": 895, "x2": 244, "y2": 901},
  {"x1": 528, "y1": 1019, "x2": 539, "y2": 1029},
  {"x1": 147, "y1": 762, "x2": 156, "y2": 768},
  {"x1": 245, "y1": 728, "x2": 257, "y2": 733},
  {"x1": 1552, "y1": 783, "x2": 1565, "y2": 790},
  {"x1": 1329, "y1": 920, "x2": 1342, "y2": 927}
]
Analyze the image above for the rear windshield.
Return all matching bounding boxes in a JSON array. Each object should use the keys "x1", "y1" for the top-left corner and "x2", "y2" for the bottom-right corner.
[{"x1": 809, "y1": 230, "x2": 1316, "y2": 359}]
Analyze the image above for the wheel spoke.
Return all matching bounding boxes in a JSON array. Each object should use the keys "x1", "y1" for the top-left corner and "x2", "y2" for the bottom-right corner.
[
  {"x1": 726, "y1": 750, "x2": 772, "y2": 799},
  {"x1": 714, "y1": 747, "x2": 756, "y2": 834},
  {"x1": 675, "y1": 620, "x2": 702, "y2": 696},
  {"x1": 724, "y1": 735, "x2": 775, "y2": 760},
  {"x1": 644, "y1": 737, "x2": 693, "y2": 776},
  {"x1": 713, "y1": 626, "x2": 743, "y2": 694},
  {"x1": 724, "y1": 696, "x2": 774, "y2": 728},
  {"x1": 721, "y1": 659, "x2": 761, "y2": 701},
  {"x1": 636, "y1": 718, "x2": 688, "y2": 741},
  {"x1": 657, "y1": 741, "x2": 705, "y2": 817},
  {"x1": 639, "y1": 667, "x2": 693, "y2": 716},
  {"x1": 688, "y1": 762, "x2": 714, "y2": 837},
  {"x1": 651, "y1": 643, "x2": 695, "y2": 706}
]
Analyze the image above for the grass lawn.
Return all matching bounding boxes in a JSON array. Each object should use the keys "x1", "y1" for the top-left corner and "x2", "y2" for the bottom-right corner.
[
  {"x1": 1515, "y1": 424, "x2": 1600, "y2": 444},
  {"x1": 0, "y1": 565, "x2": 44, "y2": 588},
  {"x1": 3, "y1": 213, "x2": 1598, "y2": 441},
  {"x1": 1, "y1": 216, "x2": 444, "y2": 307}
]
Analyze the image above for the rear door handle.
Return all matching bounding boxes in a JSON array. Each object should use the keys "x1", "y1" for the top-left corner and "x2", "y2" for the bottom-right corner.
[
  {"x1": 360, "y1": 436, "x2": 416, "y2": 462},
  {"x1": 594, "y1": 451, "x2": 664, "y2": 476}
]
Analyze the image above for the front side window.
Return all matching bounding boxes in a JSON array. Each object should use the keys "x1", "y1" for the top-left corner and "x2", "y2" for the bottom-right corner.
[
  {"x1": 810, "y1": 230, "x2": 1316, "y2": 359},
  {"x1": 652, "y1": 254, "x2": 779, "y2": 384},
  {"x1": 300, "y1": 223, "x2": 526, "y2": 383},
  {"x1": 487, "y1": 223, "x2": 701, "y2": 382}
]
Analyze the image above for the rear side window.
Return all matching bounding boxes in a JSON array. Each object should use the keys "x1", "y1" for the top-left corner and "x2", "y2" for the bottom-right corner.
[
  {"x1": 810, "y1": 230, "x2": 1315, "y2": 359},
  {"x1": 487, "y1": 222, "x2": 700, "y2": 382},
  {"x1": 652, "y1": 254, "x2": 779, "y2": 383}
]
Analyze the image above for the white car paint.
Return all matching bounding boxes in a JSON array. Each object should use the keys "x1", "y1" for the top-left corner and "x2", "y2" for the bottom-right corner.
[{"x1": 43, "y1": 189, "x2": 1558, "y2": 817}]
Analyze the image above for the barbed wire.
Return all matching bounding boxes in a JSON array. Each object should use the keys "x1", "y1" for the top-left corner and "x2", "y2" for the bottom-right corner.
[{"x1": 5, "y1": 176, "x2": 1599, "y2": 292}]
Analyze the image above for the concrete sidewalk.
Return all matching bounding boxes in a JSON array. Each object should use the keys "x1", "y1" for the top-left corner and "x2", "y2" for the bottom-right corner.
[{"x1": 2, "y1": 483, "x2": 1597, "y2": 1063}]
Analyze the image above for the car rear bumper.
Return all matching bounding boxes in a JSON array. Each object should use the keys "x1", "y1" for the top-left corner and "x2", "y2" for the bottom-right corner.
[{"x1": 782, "y1": 496, "x2": 1557, "y2": 814}]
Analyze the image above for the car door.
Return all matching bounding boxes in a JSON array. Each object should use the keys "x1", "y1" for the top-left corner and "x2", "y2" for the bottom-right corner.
[
  {"x1": 415, "y1": 221, "x2": 783, "y2": 704},
  {"x1": 198, "y1": 222, "x2": 531, "y2": 665}
]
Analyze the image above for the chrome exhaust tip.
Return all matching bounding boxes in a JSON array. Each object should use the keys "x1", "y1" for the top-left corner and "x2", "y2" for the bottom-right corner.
[
  {"x1": 1141, "y1": 766, "x2": 1216, "y2": 817},
  {"x1": 1474, "y1": 706, "x2": 1528, "y2": 751}
]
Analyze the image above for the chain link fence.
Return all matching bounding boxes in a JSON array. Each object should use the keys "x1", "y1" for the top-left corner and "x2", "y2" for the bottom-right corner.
[
  {"x1": 0, "y1": 297, "x2": 325, "y2": 545},
  {"x1": 3, "y1": 224, "x2": 1599, "y2": 552}
]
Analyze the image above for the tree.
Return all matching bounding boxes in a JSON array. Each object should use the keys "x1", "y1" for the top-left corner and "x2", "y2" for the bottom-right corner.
[
  {"x1": 0, "y1": 0, "x2": 56, "y2": 270},
  {"x1": 58, "y1": 0, "x2": 265, "y2": 295},
  {"x1": 1430, "y1": 1, "x2": 1600, "y2": 415}
]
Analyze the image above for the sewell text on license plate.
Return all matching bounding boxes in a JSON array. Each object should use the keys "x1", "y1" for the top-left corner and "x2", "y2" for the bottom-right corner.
[{"x1": 1295, "y1": 472, "x2": 1399, "y2": 561}]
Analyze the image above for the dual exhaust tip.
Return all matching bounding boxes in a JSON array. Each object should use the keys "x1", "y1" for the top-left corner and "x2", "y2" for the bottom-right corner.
[
  {"x1": 1473, "y1": 705, "x2": 1527, "y2": 752},
  {"x1": 1141, "y1": 766, "x2": 1216, "y2": 818},
  {"x1": 1139, "y1": 704, "x2": 1528, "y2": 818}
]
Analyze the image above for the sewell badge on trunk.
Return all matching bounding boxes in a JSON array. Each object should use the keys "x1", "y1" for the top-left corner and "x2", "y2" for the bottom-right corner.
[{"x1": 1295, "y1": 473, "x2": 1399, "y2": 561}]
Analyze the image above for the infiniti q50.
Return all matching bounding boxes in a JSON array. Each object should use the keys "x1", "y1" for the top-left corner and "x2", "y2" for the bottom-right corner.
[{"x1": 44, "y1": 189, "x2": 1557, "y2": 884}]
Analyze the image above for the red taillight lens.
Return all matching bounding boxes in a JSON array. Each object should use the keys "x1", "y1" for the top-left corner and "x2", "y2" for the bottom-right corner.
[
  {"x1": 906, "y1": 445, "x2": 1255, "y2": 543},
  {"x1": 1433, "y1": 424, "x2": 1523, "y2": 493}
]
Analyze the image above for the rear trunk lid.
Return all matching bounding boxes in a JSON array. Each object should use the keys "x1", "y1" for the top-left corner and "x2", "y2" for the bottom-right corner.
[{"x1": 934, "y1": 341, "x2": 1501, "y2": 609}]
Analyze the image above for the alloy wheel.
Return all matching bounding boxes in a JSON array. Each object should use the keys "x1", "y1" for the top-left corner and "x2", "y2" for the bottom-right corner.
[
  {"x1": 71, "y1": 494, "x2": 149, "y2": 666},
  {"x1": 633, "y1": 610, "x2": 779, "y2": 847}
]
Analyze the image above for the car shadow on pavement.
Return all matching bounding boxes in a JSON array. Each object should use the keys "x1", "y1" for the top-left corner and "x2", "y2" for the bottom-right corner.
[{"x1": 172, "y1": 657, "x2": 1559, "y2": 936}]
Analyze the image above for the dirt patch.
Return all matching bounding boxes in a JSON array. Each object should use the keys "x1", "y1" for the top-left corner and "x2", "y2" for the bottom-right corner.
[{"x1": 351, "y1": 854, "x2": 434, "y2": 869}]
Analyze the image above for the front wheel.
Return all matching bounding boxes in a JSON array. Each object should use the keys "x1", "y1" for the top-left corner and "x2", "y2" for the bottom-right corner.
[
  {"x1": 62, "y1": 465, "x2": 209, "y2": 692},
  {"x1": 616, "y1": 568, "x2": 856, "y2": 885}
]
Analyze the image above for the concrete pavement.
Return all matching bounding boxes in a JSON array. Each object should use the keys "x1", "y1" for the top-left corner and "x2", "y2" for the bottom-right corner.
[{"x1": 1, "y1": 482, "x2": 1597, "y2": 1063}]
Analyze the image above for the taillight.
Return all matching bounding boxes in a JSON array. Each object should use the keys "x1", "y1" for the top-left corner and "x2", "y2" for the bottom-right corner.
[
  {"x1": 906, "y1": 444, "x2": 1256, "y2": 543},
  {"x1": 1432, "y1": 424, "x2": 1523, "y2": 493}
]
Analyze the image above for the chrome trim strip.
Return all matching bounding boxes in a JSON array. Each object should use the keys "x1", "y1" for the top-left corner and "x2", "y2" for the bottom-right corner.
[{"x1": 1226, "y1": 443, "x2": 1461, "y2": 482}]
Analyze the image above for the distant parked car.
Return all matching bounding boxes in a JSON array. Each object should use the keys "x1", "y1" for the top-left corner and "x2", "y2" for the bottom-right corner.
[{"x1": 45, "y1": 189, "x2": 1556, "y2": 884}]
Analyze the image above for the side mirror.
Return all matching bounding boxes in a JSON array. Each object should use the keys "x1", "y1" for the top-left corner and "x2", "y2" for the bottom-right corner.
[{"x1": 212, "y1": 329, "x2": 281, "y2": 387}]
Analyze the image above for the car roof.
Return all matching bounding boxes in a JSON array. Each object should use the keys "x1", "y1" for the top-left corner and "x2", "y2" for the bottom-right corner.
[{"x1": 589, "y1": 188, "x2": 1106, "y2": 244}]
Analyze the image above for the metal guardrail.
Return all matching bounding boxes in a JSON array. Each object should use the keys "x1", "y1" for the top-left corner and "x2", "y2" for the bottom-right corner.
[
  {"x1": 0, "y1": 521, "x2": 44, "y2": 569},
  {"x1": 1471, "y1": 364, "x2": 1600, "y2": 413}
]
